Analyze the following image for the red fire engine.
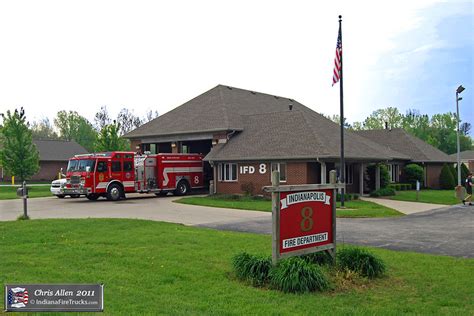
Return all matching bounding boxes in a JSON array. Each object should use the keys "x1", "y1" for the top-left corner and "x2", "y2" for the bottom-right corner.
[{"x1": 63, "y1": 151, "x2": 204, "y2": 201}]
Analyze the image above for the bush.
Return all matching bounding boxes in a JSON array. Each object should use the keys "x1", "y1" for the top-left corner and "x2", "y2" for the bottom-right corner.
[
  {"x1": 17, "y1": 214, "x2": 30, "y2": 220},
  {"x1": 337, "y1": 247, "x2": 386, "y2": 278},
  {"x1": 404, "y1": 164, "x2": 424, "y2": 187},
  {"x1": 370, "y1": 187, "x2": 396, "y2": 197},
  {"x1": 352, "y1": 193, "x2": 360, "y2": 200},
  {"x1": 439, "y1": 164, "x2": 456, "y2": 190},
  {"x1": 336, "y1": 193, "x2": 353, "y2": 202},
  {"x1": 301, "y1": 251, "x2": 334, "y2": 266},
  {"x1": 232, "y1": 253, "x2": 272, "y2": 286},
  {"x1": 270, "y1": 257, "x2": 329, "y2": 293},
  {"x1": 240, "y1": 182, "x2": 255, "y2": 196}
]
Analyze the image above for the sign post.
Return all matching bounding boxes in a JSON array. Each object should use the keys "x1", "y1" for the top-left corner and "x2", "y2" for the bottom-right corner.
[{"x1": 264, "y1": 170, "x2": 343, "y2": 265}]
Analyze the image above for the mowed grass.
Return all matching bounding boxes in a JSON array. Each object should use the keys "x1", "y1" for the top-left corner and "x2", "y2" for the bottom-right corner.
[
  {"x1": 335, "y1": 200, "x2": 403, "y2": 217},
  {"x1": 390, "y1": 189, "x2": 459, "y2": 205},
  {"x1": 0, "y1": 219, "x2": 472, "y2": 315},
  {"x1": 0, "y1": 185, "x2": 52, "y2": 200},
  {"x1": 176, "y1": 196, "x2": 403, "y2": 218}
]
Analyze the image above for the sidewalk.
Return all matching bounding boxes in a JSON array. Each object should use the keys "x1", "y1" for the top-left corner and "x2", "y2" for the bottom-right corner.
[{"x1": 361, "y1": 197, "x2": 445, "y2": 214}]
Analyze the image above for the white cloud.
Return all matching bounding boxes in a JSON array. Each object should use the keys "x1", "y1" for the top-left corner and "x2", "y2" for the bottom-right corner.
[{"x1": 0, "y1": 0, "x2": 469, "y2": 126}]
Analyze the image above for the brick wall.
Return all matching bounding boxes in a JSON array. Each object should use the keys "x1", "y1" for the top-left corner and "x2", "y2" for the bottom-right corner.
[
  {"x1": 1, "y1": 161, "x2": 67, "y2": 182},
  {"x1": 130, "y1": 139, "x2": 141, "y2": 152},
  {"x1": 216, "y1": 162, "x2": 310, "y2": 195},
  {"x1": 425, "y1": 163, "x2": 444, "y2": 189}
]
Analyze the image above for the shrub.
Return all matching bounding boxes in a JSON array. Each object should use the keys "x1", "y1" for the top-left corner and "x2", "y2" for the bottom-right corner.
[
  {"x1": 352, "y1": 193, "x2": 360, "y2": 200},
  {"x1": 301, "y1": 251, "x2": 334, "y2": 266},
  {"x1": 404, "y1": 164, "x2": 424, "y2": 187},
  {"x1": 337, "y1": 247, "x2": 386, "y2": 278},
  {"x1": 240, "y1": 182, "x2": 255, "y2": 196},
  {"x1": 370, "y1": 187, "x2": 395, "y2": 197},
  {"x1": 232, "y1": 252, "x2": 272, "y2": 286},
  {"x1": 453, "y1": 164, "x2": 469, "y2": 184},
  {"x1": 17, "y1": 214, "x2": 30, "y2": 220},
  {"x1": 336, "y1": 193, "x2": 352, "y2": 202},
  {"x1": 270, "y1": 257, "x2": 329, "y2": 293},
  {"x1": 439, "y1": 164, "x2": 456, "y2": 190}
]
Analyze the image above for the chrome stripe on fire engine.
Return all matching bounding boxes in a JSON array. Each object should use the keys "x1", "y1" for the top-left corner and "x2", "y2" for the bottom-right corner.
[{"x1": 162, "y1": 167, "x2": 203, "y2": 186}]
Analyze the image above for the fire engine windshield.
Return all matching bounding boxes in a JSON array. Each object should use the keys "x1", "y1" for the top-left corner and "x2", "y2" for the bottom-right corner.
[{"x1": 67, "y1": 159, "x2": 96, "y2": 172}]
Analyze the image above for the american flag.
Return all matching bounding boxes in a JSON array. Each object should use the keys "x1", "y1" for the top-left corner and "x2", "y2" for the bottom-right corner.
[
  {"x1": 332, "y1": 26, "x2": 342, "y2": 86},
  {"x1": 8, "y1": 288, "x2": 29, "y2": 307}
]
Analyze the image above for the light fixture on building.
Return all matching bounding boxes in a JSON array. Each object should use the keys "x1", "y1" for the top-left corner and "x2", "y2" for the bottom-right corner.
[
  {"x1": 171, "y1": 142, "x2": 177, "y2": 148},
  {"x1": 212, "y1": 139, "x2": 218, "y2": 146}
]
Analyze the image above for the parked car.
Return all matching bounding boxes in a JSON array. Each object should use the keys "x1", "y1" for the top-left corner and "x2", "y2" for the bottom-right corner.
[{"x1": 50, "y1": 178, "x2": 80, "y2": 198}]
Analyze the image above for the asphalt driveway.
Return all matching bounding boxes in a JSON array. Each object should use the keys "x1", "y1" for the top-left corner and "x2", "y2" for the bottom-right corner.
[{"x1": 1, "y1": 195, "x2": 472, "y2": 258}]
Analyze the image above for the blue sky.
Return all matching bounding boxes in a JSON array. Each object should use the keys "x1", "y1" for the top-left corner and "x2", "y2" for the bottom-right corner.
[
  {"x1": 355, "y1": 1, "x2": 473, "y2": 126},
  {"x1": 0, "y1": 0, "x2": 472, "y2": 133}
]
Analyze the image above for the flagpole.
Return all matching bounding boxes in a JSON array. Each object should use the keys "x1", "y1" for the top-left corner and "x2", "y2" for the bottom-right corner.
[{"x1": 338, "y1": 15, "x2": 345, "y2": 208}]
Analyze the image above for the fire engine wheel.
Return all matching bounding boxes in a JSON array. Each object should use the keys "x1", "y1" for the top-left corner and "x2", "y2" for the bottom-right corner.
[
  {"x1": 107, "y1": 184, "x2": 123, "y2": 201},
  {"x1": 56, "y1": 195, "x2": 65, "y2": 199},
  {"x1": 174, "y1": 180, "x2": 189, "y2": 196},
  {"x1": 86, "y1": 194, "x2": 99, "y2": 201}
]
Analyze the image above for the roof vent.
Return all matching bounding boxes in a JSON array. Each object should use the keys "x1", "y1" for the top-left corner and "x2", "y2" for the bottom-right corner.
[
  {"x1": 226, "y1": 86, "x2": 232, "y2": 90},
  {"x1": 251, "y1": 91, "x2": 256, "y2": 95},
  {"x1": 289, "y1": 98, "x2": 294, "y2": 102},
  {"x1": 274, "y1": 95, "x2": 279, "y2": 99},
  {"x1": 289, "y1": 104, "x2": 293, "y2": 111}
]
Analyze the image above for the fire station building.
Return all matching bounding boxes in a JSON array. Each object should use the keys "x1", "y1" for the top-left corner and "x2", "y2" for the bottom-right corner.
[{"x1": 124, "y1": 85, "x2": 454, "y2": 195}]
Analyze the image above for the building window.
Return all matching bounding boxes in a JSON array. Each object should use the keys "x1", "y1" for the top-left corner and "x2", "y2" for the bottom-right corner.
[
  {"x1": 271, "y1": 163, "x2": 287, "y2": 182},
  {"x1": 345, "y1": 164, "x2": 353, "y2": 184},
  {"x1": 218, "y1": 163, "x2": 237, "y2": 182},
  {"x1": 181, "y1": 144, "x2": 189, "y2": 154}
]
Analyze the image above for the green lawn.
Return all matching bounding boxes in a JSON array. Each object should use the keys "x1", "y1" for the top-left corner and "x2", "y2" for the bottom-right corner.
[
  {"x1": 0, "y1": 219, "x2": 472, "y2": 315},
  {"x1": 0, "y1": 185, "x2": 52, "y2": 200},
  {"x1": 390, "y1": 189, "x2": 459, "y2": 205},
  {"x1": 176, "y1": 195, "x2": 403, "y2": 218}
]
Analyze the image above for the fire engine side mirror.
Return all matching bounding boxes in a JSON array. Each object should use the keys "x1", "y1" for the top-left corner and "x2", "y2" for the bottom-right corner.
[{"x1": 86, "y1": 166, "x2": 91, "y2": 173}]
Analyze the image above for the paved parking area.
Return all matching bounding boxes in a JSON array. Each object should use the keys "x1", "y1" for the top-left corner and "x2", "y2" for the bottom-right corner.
[{"x1": 1, "y1": 195, "x2": 472, "y2": 258}]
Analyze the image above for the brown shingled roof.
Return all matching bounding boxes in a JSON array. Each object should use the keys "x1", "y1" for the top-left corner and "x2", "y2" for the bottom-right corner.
[
  {"x1": 450, "y1": 150, "x2": 474, "y2": 160},
  {"x1": 124, "y1": 84, "x2": 410, "y2": 161},
  {"x1": 34, "y1": 139, "x2": 88, "y2": 161},
  {"x1": 355, "y1": 129, "x2": 455, "y2": 163}
]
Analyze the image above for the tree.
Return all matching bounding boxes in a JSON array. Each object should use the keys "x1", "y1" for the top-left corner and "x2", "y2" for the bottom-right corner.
[
  {"x1": 362, "y1": 107, "x2": 403, "y2": 130},
  {"x1": 439, "y1": 164, "x2": 455, "y2": 189},
  {"x1": 403, "y1": 164, "x2": 424, "y2": 187},
  {"x1": 31, "y1": 118, "x2": 59, "y2": 140},
  {"x1": 325, "y1": 114, "x2": 351, "y2": 128},
  {"x1": 95, "y1": 121, "x2": 129, "y2": 152},
  {"x1": 54, "y1": 111, "x2": 97, "y2": 152},
  {"x1": 460, "y1": 122, "x2": 471, "y2": 136},
  {"x1": 94, "y1": 106, "x2": 112, "y2": 131},
  {"x1": 0, "y1": 108, "x2": 40, "y2": 181},
  {"x1": 117, "y1": 108, "x2": 142, "y2": 135},
  {"x1": 144, "y1": 110, "x2": 159, "y2": 123}
]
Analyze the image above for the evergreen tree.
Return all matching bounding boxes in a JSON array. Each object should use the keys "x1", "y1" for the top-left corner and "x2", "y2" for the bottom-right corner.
[
  {"x1": 439, "y1": 164, "x2": 455, "y2": 190},
  {"x1": 0, "y1": 108, "x2": 40, "y2": 181}
]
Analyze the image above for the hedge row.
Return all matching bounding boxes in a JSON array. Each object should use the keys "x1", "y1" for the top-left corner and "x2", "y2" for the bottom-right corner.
[
  {"x1": 336, "y1": 193, "x2": 360, "y2": 202},
  {"x1": 370, "y1": 187, "x2": 396, "y2": 197},
  {"x1": 387, "y1": 183, "x2": 412, "y2": 191}
]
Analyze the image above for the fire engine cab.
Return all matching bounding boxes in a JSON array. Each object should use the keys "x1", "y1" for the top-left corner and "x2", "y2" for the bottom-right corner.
[{"x1": 63, "y1": 151, "x2": 203, "y2": 201}]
